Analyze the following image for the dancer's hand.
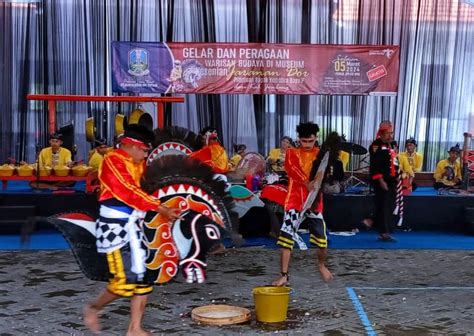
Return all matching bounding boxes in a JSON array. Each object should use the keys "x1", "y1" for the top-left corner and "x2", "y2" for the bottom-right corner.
[
  {"x1": 379, "y1": 179, "x2": 389, "y2": 191},
  {"x1": 157, "y1": 205, "x2": 182, "y2": 221}
]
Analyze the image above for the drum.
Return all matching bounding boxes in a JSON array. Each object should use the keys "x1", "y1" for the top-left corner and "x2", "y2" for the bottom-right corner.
[{"x1": 237, "y1": 152, "x2": 266, "y2": 175}]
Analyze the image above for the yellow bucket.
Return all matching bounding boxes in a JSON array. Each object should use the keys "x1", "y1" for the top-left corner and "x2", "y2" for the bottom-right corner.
[{"x1": 253, "y1": 286, "x2": 291, "y2": 323}]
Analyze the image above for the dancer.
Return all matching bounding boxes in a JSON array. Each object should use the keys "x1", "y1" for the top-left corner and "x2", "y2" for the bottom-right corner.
[
  {"x1": 83, "y1": 124, "x2": 181, "y2": 336},
  {"x1": 272, "y1": 123, "x2": 333, "y2": 286},
  {"x1": 189, "y1": 126, "x2": 229, "y2": 174}
]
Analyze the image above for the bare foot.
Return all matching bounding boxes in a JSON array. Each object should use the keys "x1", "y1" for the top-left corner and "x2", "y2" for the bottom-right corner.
[
  {"x1": 272, "y1": 273, "x2": 289, "y2": 287},
  {"x1": 126, "y1": 328, "x2": 153, "y2": 336},
  {"x1": 83, "y1": 304, "x2": 100, "y2": 334},
  {"x1": 319, "y1": 265, "x2": 333, "y2": 282}
]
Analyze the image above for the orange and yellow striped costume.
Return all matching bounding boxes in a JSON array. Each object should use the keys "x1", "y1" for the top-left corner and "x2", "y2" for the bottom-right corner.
[{"x1": 97, "y1": 149, "x2": 161, "y2": 296}]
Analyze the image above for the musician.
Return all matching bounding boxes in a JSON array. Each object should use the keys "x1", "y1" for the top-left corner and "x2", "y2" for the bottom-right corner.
[
  {"x1": 272, "y1": 122, "x2": 333, "y2": 287},
  {"x1": 267, "y1": 136, "x2": 294, "y2": 173},
  {"x1": 228, "y1": 144, "x2": 246, "y2": 171},
  {"x1": 396, "y1": 138, "x2": 420, "y2": 191},
  {"x1": 369, "y1": 123, "x2": 398, "y2": 242},
  {"x1": 88, "y1": 138, "x2": 109, "y2": 170},
  {"x1": 399, "y1": 138, "x2": 423, "y2": 173},
  {"x1": 38, "y1": 132, "x2": 73, "y2": 169},
  {"x1": 433, "y1": 144, "x2": 462, "y2": 189}
]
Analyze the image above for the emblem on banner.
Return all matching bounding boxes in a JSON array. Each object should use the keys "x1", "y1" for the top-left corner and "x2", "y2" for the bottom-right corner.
[
  {"x1": 383, "y1": 48, "x2": 395, "y2": 59},
  {"x1": 182, "y1": 60, "x2": 204, "y2": 88},
  {"x1": 128, "y1": 48, "x2": 150, "y2": 76},
  {"x1": 367, "y1": 65, "x2": 388, "y2": 82}
]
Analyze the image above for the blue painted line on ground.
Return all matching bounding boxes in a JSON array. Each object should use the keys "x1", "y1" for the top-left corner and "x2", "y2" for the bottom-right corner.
[
  {"x1": 346, "y1": 287, "x2": 377, "y2": 336},
  {"x1": 352, "y1": 286, "x2": 474, "y2": 290}
]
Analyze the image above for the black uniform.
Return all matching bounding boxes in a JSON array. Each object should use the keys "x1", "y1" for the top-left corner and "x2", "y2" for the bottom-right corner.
[{"x1": 369, "y1": 138, "x2": 398, "y2": 235}]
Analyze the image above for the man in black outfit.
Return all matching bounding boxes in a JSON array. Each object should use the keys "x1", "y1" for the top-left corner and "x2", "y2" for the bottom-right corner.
[{"x1": 369, "y1": 123, "x2": 398, "y2": 242}]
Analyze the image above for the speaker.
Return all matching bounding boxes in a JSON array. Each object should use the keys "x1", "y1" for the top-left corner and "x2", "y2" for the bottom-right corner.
[{"x1": 464, "y1": 207, "x2": 474, "y2": 235}]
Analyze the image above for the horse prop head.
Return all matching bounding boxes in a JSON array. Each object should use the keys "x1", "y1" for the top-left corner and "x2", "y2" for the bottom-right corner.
[{"x1": 142, "y1": 209, "x2": 224, "y2": 284}]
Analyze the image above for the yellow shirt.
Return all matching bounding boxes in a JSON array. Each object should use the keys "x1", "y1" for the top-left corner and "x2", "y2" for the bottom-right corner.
[
  {"x1": 434, "y1": 159, "x2": 462, "y2": 186},
  {"x1": 38, "y1": 147, "x2": 72, "y2": 169},
  {"x1": 398, "y1": 154, "x2": 414, "y2": 177},
  {"x1": 399, "y1": 151, "x2": 423, "y2": 172},
  {"x1": 229, "y1": 154, "x2": 242, "y2": 170},
  {"x1": 339, "y1": 151, "x2": 350, "y2": 171},
  {"x1": 267, "y1": 148, "x2": 286, "y2": 172},
  {"x1": 89, "y1": 151, "x2": 105, "y2": 170}
]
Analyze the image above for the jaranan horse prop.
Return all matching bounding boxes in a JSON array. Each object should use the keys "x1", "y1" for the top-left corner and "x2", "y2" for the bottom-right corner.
[{"x1": 48, "y1": 155, "x2": 233, "y2": 284}]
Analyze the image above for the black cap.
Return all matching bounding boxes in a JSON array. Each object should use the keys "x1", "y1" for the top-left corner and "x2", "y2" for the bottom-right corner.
[
  {"x1": 405, "y1": 137, "x2": 417, "y2": 147},
  {"x1": 448, "y1": 144, "x2": 461, "y2": 153},
  {"x1": 94, "y1": 138, "x2": 107, "y2": 147},
  {"x1": 49, "y1": 132, "x2": 63, "y2": 140},
  {"x1": 124, "y1": 124, "x2": 154, "y2": 146}
]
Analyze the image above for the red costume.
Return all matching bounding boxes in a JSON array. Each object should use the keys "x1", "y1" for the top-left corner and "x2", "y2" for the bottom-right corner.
[
  {"x1": 284, "y1": 147, "x2": 323, "y2": 213},
  {"x1": 98, "y1": 148, "x2": 161, "y2": 211},
  {"x1": 189, "y1": 143, "x2": 229, "y2": 174}
]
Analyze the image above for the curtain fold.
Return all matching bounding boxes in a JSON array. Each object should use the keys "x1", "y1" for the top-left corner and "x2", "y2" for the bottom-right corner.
[{"x1": 0, "y1": 0, "x2": 472, "y2": 171}]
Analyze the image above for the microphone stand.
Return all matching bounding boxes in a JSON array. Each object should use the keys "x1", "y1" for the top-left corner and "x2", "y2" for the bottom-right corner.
[{"x1": 344, "y1": 145, "x2": 368, "y2": 192}]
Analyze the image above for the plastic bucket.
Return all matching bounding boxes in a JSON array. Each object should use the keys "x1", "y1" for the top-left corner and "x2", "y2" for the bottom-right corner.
[{"x1": 253, "y1": 286, "x2": 291, "y2": 323}]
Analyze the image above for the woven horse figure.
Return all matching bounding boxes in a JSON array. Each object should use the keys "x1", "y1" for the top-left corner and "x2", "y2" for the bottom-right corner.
[{"x1": 48, "y1": 155, "x2": 233, "y2": 284}]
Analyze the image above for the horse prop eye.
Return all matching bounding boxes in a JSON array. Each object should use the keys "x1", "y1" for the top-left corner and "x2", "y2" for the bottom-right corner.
[{"x1": 205, "y1": 224, "x2": 220, "y2": 240}]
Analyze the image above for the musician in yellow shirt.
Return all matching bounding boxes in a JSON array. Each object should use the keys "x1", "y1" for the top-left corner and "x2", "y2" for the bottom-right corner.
[
  {"x1": 433, "y1": 145, "x2": 462, "y2": 189},
  {"x1": 398, "y1": 138, "x2": 422, "y2": 190},
  {"x1": 38, "y1": 133, "x2": 72, "y2": 169},
  {"x1": 88, "y1": 139, "x2": 110, "y2": 170},
  {"x1": 399, "y1": 138, "x2": 423, "y2": 173},
  {"x1": 228, "y1": 144, "x2": 246, "y2": 171},
  {"x1": 266, "y1": 136, "x2": 294, "y2": 173}
]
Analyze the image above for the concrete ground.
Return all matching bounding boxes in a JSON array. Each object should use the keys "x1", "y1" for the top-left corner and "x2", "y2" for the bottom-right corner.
[{"x1": 0, "y1": 247, "x2": 473, "y2": 335}]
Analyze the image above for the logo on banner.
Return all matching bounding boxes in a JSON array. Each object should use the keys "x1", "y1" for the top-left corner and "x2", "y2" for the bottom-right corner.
[
  {"x1": 167, "y1": 60, "x2": 205, "y2": 93},
  {"x1": 369, "y1": 49, "x2": 395, "y2": 59},
  {"x1": 367, "y1": 65, "x2": 388, "y2": 82},
  {"x1": 128, "y1": 48, "x2": 150, "y2": 76}
]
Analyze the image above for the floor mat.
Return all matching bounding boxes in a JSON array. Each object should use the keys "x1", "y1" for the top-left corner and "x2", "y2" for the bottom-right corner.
[{"x1": 2, "y1": 230, "x2": 472, "y2": 250}]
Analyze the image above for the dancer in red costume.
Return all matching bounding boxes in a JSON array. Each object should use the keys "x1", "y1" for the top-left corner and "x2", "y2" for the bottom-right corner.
[
  {"x1": 83, "y1": 124, "x2": 181, "y2": 336},
  {"x1": 189, "y1": 127, "x2": 229, "y2": 174},
  {"x1": 272, "y1": 122, "x2": 333, "y2": 286}
]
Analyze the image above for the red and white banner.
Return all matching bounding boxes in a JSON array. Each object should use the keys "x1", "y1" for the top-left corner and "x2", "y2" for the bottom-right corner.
[{"x1": 112, "y1": 42, "x2": 400, "y2": 96}]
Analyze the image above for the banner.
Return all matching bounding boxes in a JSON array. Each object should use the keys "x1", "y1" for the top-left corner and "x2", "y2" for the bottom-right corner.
[{"x1": 112, "y1": 42, "x2": 400, "y2": 96}]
